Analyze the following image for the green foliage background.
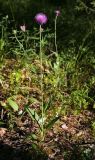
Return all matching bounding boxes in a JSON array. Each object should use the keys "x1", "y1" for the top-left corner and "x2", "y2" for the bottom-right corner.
[
  {"x1": 0, "y1": 1, "x2": 95, "y2": 158},
  {"x1": 0, "y1": 0, "x2": 95, "y2": 107},
  {"x1": 0, "y1": 0, "x2": 95, "y2": 44}
]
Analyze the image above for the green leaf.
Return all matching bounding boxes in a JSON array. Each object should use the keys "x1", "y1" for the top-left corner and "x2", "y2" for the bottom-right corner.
[
  {"x1": 7, "y1": 99, "x2": 19, "y2": 111},
  {"x1": 25, "y1": 107, "x2": 35, "y2": 120},
  {"x1": 29, "y1": 97, "x2": 39, "y2": 104},
  {"x1": 25, "y1": 106, "x2": 40, "y2": 124},
  {"x1": 35, "y1": 111, "x2": 39, "y2": 122},
  {"x1": 0, "y1": 120, "x2": 5, "y2": 126},
  {"x1": 44, "y1": 96, "x2": 52, "y2": 112},
  {"x1": 0, "y1": 39, "x2": 5, "y2": 50},
  {"x1": 30, "y1": 134, "x2": 37, "y2": 140},
  {"x1": 31, "y1": 37, "x2": 39, "y2": 40},
  {"x1": 45, "y1": 116, "x2": 60, "y2": 129},
  {"x1": 31, "y1": 143, "x2": 39, "y2": 150}
]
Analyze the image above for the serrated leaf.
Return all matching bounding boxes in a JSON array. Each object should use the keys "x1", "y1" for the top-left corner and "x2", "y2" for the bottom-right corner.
[{"x1": 7, "y1": 99, "x2": 19, "y2": 111}]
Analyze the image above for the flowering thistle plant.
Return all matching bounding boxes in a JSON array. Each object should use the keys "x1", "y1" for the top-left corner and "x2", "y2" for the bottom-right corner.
[
  {"x1": 25, "y1": 12, "x2": 61, "y2": 143},
  {"x1": 35, "y1": 13, "x2": 48, "y2": 140}
]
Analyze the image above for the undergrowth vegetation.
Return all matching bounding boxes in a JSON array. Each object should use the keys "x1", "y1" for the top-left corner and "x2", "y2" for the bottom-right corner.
[{"x1": 0, "y1": 1, "x2": 95, "y2": 159}]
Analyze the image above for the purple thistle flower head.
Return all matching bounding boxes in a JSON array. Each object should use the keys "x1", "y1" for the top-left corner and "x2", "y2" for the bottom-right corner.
[
  {"x1": 55, "y1": 10, "x2": 60, "y2": 17},
  {"x1": 35, "y1": 13, "x2": 48, "y2": 25}
]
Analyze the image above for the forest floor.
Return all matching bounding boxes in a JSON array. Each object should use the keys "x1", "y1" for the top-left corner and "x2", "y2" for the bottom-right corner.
[
  {"x1": 0, "y1": 59, "x2": 95, "y2": 160},
  {"x1": 0, "y1": 110, "x2": 95, "y2": 160}
]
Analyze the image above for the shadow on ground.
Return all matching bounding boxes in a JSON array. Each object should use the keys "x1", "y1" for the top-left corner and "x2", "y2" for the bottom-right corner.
[{"x1": 0, "y1": 141, "x2": 48, "y2": 160}]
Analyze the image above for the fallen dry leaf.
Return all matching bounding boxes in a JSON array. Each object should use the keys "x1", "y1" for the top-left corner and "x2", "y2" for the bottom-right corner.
[
  {"x1": 61, "y1": 124, "x2": 68, "y2": 130},
  {"x1": 0, "y1": 128, "x2": 7, "y2": 137}
]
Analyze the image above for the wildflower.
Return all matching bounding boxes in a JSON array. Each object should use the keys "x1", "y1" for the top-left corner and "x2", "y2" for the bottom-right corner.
[
  {"x1": 35, "y1": 13, "x2": 48, "y2": 25},
  {"x1": 20, "y1": 25, "x2": 26, "y2": 32},
  {"x1": 55, "y1": 10, "x2": 60, "y2": 17}
]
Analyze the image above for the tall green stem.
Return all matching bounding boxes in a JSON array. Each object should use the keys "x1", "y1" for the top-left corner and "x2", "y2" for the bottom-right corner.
[
  {"x1": 40, "y1": 25, "x2": 44, "y2": 140},
  {"x1": 55, "y1": 16, "x2": 58, "y2": 53}
]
